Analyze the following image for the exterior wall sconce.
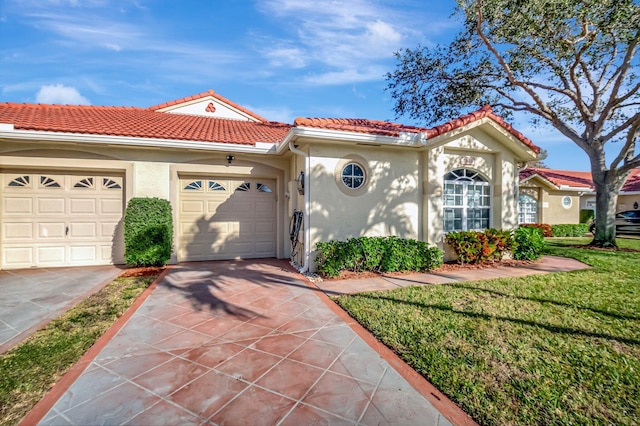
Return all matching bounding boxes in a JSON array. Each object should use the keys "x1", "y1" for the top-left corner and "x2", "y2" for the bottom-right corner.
[
  {"x1": 296, "y1": 171, "x2": 305, "y2": 195},
  {"x1": 226, "y1": 155, "x2": 235, "y2": 165},
  {"x1": 634, "y1": 201, "x2": 639, "y2": 210}
]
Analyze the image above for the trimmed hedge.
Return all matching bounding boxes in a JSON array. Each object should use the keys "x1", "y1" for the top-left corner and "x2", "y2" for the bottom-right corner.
[
  {"x1": 124, "y1": 197, "x2": 173, "y2": 267},
  {"x1": 520, "y1": 223, "x2": 553, "y2": 237},
  {"x1": 551, "y1": 223, "x2": 589, "y2": 237},
  {"x1": 513, "y1": 226, "x2": 546, "y2": 260},
  {"x1": 521, "y1": 222, "x2": 589, "y2": 237},
  {"x1": 315, "y1": 236, "x2": 443, "y2": 277},
  {"x1": 444, "y1": 228, "x2": 513, "y2": 264}
]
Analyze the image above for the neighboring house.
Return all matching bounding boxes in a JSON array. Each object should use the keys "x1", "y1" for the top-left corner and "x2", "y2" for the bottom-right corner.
[
  {"x1": 518, "y1": 167, "x2": 640, "y2": 224},
  {"x1": 0, "y1": 90, "x2": 539, "y2": 271}
]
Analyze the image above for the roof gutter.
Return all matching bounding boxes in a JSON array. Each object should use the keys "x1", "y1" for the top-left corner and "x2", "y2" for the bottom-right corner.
[
  {"x1": 0, "y1": 125, "x2": 278, "y2": 154},
  {"x1": 278, "y1": 126, "x2": 427, "y2": 149}
]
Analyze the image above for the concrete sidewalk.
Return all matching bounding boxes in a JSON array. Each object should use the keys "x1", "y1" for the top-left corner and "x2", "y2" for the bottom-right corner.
[{"x1": 313, "y1": 255, "x2": 590, "y2": 295}]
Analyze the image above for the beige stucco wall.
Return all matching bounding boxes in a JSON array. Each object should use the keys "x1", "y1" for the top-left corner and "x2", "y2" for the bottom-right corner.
[
  {"x1": 518, "y1": 180, "x2": 582, "y2": 224},
  {"x1": 0, "y1": 141, "x2": 291, "y2": 265},
  {"x1": 306, "y1": 142, "x2": 421, "y2": 263}
]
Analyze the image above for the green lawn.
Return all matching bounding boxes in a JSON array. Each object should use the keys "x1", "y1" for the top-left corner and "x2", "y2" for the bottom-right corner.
[
  {"x1": 334, "y1": 237, "x2": 640, "y2": 425},
  {"x1": 0, "y1": 274, "x2": 158, "y2": 426}
]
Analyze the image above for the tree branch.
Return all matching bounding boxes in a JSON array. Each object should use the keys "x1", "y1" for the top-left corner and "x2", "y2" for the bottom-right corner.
[
  {"x1": 611, "y1": 115, "x2": 640, "y2": 170},
  {"x1": 474, "y1": 0, "x2": 556, "y2": 119}
]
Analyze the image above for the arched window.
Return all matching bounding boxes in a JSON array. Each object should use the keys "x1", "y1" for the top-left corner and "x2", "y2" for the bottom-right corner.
[
  {"x1": 518, "y1": 195, "x2": 538, "y2": 224},
  {"x1": 443, "y1": 169, "x2": 491, "y2": 232}
]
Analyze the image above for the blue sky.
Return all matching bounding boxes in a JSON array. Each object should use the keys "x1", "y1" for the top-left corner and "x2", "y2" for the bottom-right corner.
[{"x1": 0, "y1": 0, "x2": 590, "y2": 170}]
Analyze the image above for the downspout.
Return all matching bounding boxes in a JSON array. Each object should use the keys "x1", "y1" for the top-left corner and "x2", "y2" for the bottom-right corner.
[{"x1": 288, "y1": 140, "x2": 311, "y2": 273}]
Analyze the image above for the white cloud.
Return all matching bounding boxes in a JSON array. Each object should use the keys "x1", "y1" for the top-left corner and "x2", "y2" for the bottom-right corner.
[
  {"x1": 249, "y1": 105, "x2": 296, "y2": 123},
  {"x1": 35, "y1": 84, "x2": 90, "y2": 105},
  {"x1": 256, "y1": 0, "x2": 418, "y2": 85}
]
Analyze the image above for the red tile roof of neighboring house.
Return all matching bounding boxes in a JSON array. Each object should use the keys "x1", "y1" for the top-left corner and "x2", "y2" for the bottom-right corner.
[
  {"x1": 148, "y1": 89, "x2": 269, "y2": 123},
  {"x1": 294, "y1": 105, "x2": 541, "y2": 153},
  {"x1": 520, "y1": 168, "x2": 640, "y2": 192},
  {"x1": 520, "y1": 168, "x2": 594, "y2": 189},
  {"x1": 0, "y1": 103, "x2": 290, "y2": 145}
]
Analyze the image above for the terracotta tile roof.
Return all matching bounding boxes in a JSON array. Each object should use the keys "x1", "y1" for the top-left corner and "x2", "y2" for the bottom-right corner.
[
  {"x1": 0, "y1": 103, "x2": 290, "y2": 145},
  {"x1": 520, "y1": 168, "x2": 640, "y2": 192},
  {"x1": 520, "y1": 168, "x2": 594, "y2": 189},
  {"x1": 148, "y1": 89, "x2": 269, "y2": 123},
  {"x1": 294, "y1": 105, "x2": 541, "y2": 153}
]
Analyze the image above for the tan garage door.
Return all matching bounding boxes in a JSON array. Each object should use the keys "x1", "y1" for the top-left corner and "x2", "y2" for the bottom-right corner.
[
  {"x1": 178, "y1": 177, "x2": 276, "y2": 261},
  {"x1": 1, "y1": 173, "x2": 124, "y2": 269}
]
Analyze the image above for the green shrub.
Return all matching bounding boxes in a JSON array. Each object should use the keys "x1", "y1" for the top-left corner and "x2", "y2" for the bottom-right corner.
[
  {"x1": 513, "y1": 226, "x2": 546, "y2": 260},
  {"x1": 445, "y1": 228, "x2": 513, "y2": 264},
  {"x1": 520, "y1": 223, "x2": 553, "y2": 237},
  {"x1": 580, "y1": 209, "x2": 595, "y2": 224},
  {"x1": 315, "y1": 236, "x2": 443, "y2": 277},
  {"x1": 551, "y1": 223, "x2": 589, "y2": 237},
  {"x1": 124, "y1": 197, "x2": 173, "y2": 267}
]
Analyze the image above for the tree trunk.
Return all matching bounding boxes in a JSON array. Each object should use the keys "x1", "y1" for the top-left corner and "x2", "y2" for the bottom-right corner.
[{"x1": 590, "y1": 177, "x2": 619, "y2": 248}]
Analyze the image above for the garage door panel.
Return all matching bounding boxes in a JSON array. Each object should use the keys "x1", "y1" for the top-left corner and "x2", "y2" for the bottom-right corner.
[
  {"x1": 69, "y1": 246, "x2": 97, "y2": 262},
  {"x1": 182, "y1": 200, "x2": 205, "y2": 214},
  {"x1": 3, "y1": 222, "x2": 33, "y2": 239},
  {"x1": 37, "y1": 246, "x2": 66, "y2": 263},
  {"x1": 38, "y1": 198, "x2": 65, "y2": 214},
  {"x1": 100, "y1": 199, "x2": 122, "y2": 214},
  {"x1": 100, "y1": 222, "x2": 118, "y2": 238},
  {"x1": 70, "y1": 198, "x2": 96, "y2": 214},
  {"x1": 38, "y1": 222, "x2": 66, "y2": 239},
  {"x1": 3, "y1": 247, "x2": 33, "y2": 266},
  {"x1": 69, "y1": 222, "x2": 97, "y2": 238},
  {"x1": 255, "y1": 201, "x2": 275, "y2": 214},
  {"x1": 4, "y1": 198, "x2": 32, "y2": 214}
]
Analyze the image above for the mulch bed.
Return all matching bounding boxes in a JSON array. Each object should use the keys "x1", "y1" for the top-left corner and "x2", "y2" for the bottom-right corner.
[
  {"x1": 324, "y1": 258, "x2": 540, "y2": 281},
  {"x1": 119, "y1": 266, "x2": 166, "y2": 278}
]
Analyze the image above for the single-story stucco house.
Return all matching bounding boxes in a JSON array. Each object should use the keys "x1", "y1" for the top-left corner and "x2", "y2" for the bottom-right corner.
[
  {"x1": 518, "y1": 167, "x2": 640, "y2": 224},
  {"x1": 0, "y1": 90, "x2": 540, "y2": 271}
]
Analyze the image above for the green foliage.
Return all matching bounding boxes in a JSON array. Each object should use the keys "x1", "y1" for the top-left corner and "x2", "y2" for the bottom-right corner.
[
  {"x1": 513, "y1": 226, "x2": 546, "y2": 260},
  {"x1": 315, "y1": 236, "x2": 443, "y2": 277},
  {"x1": 445, "y1": 228, "x2": 513, "y2": 264},
  {"x1": 124, "y1": 197, "x2": 173, "y2": 267},
  {"x1": 580, "y1": 209, "x2": 595, "y2": 224},
  {"x1": 520, "y1": 223, "x2": 553, "y2": 237},
  {"x1": 551, "y1": 223, "x2": 589, "y2": 237}
]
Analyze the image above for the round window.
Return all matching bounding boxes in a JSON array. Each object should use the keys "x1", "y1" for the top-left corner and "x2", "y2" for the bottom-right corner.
[
  {"x1": 562, "y1": 196, "x2": 572, "y2": 208},
  {"x1": 341, "y1": 163, "x2": 365, "y2": 189}
]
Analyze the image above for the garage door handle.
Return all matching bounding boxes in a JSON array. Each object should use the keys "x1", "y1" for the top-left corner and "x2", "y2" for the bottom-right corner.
[{"x1": 65, "y1": 226, "x2": 69, "y2": 236}]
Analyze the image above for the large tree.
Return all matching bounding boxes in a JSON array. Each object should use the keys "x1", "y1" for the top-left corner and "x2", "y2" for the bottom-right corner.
[{"x1": 387, "y1": 0, "x2": 639, "y2": 247}]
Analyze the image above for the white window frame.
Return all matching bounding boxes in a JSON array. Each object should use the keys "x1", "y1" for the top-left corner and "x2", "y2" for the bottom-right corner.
[
  {"x1": 518, "y1": 194, "x2": 538, "y2": 224},
  {"x1": 443, "y1": 169, "x2": 491, "y2": 232}
]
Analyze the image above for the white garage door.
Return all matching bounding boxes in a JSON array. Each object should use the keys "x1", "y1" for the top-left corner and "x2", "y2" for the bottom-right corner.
[
  {"x1": 178, "y1": 177, "x2": 276, "y2": 261},
  {"x1": 1, "y1": 173, "x2": 124, "y2": 269}
]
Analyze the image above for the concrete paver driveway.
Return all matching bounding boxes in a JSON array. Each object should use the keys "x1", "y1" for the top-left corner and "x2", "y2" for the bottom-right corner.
[
  {"x1": 0, "y1": 265, "x2": 123, "y2": 354},
  {"x1": 34, "y1": 259, "x2": 460, "y2": 425}
]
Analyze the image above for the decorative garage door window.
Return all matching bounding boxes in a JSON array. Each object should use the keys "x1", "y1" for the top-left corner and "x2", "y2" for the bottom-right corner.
[
  {"x1": 257, "y1": 183, "x2": 272, "y2": 193},
  {"x1": 183, "y1": 180, "x2": 226, "y2": 192},
  {"x1": 74, "y1": 178, "x2": 94, "y2": 188},
  {"x1": 236, "y1": 182, "x2": 251, "y2": 192},
  {"x1": 518, "y1": 195, "x2": 538, "y2": 223},
  {"x1": 40, "y1": 176, "x2": 61, "y2": 188},
  {"x1": 443, "y1": 169, "x2": 491, "y2": 232},
  {"x1": 341, "y1": 163, "x2": 365, "y2": 189},
  {"x1": 8, "y1": 175, "x2": 30, "y2": 187}
]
